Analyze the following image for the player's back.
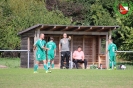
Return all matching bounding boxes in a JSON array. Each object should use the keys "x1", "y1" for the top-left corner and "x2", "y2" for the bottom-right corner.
[
  {"x1": 46, "y1": 41, "x2": 56, "y2": 53},
  {"x1": 109, "y1": 43, "x2": 117, "y2": 56}
]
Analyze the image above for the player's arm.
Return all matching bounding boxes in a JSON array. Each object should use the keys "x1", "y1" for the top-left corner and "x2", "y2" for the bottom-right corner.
[
  {"x1": 68, "y1": 36, "x2": 71, "y2": 41},
  {"x1": 44, "y1": 43, "x2": 49, "y2": 50},
  {"x1": 82, "y1": 51, "x2": 85, "y2": 61},
  {"x1": 33, "y1": 45, "x2": 36, "y2": 51},
  {"x1": 54, "y1": 49, "x2": 56, "y2": 56},
  {"x1": 73, "y1": 51, "x2": 76, "y2": 59},
  {"x1": 115, "y1": 45, "x2": 118, "y2": 55},
  {"x1": 54, "y1": 44, "x2": 56, "y2": 56},
  {"x1": 33, "y1": 41, "x2": 37, "y2": 51},
  {"x1": 59, "y1": 40, "x2": 61, "y2": 52}
]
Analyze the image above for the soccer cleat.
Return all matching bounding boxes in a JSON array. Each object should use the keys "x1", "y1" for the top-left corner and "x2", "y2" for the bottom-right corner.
[
  {"x1": 114, "y1": 67, "x2": 116, "y2": 70},
  {"x1": 63, "y1": 67, "x2": 66, "y2": 69},
  {"x1": 48, "y1": 70, "x2": 52, "y2": 73},
  {"x1": 34, "y1": 71, "x2": 38, "y2": 73},
  {"x1": 46, "y1": 70, "x2": 52, "y2": 73},
  {"x1": 107, "y1": 69, "x2": 112, "y2": 70},
  {"x1": 46, "y1": 71, "x2": 48, "y2": 73}
]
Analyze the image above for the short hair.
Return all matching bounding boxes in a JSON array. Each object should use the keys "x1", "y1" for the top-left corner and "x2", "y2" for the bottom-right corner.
[
  {"x1": 50, "y1": 36, "x2": 54, "y2": 40},
  {"x1": 39, "y1": 33, "x2": 44, "y2": 37},
  {"x1": 63, "y1": 33, "x2": 67, "y2": 35},
  {"x1": 78, "y1": 46, "x2": 82, "y2": 48}
]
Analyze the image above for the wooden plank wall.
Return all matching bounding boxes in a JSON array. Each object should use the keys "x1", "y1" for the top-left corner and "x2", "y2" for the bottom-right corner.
[
  {"x1": 73, "y1": 36, "x2": 83, "y2": 52},
  {"x1": 20, "y1": 30, "x2": 35, "y2": 68},
  {"x1": 84, "y1": 36, "x2": 93, "y2": 65}
]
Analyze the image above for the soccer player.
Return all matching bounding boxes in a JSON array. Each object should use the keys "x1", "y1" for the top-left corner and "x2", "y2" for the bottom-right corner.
[
  {"x1": 106, "y1": 39, "x2": 117, "y2": 69},
  {"x1": 33, "y1": 33, "x2": 51, "y2": 73},
  {"x1": 59, "y1": 33, "x2": 71, "y2": 69},
  {"x1": 46, "y1": 37, "x2": 56, "y2": 69}
]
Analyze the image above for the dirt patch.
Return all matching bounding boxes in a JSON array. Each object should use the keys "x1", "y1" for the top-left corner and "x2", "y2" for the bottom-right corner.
[{"x1": 0, "y1": 65, "x2": 7, "y2": 68}]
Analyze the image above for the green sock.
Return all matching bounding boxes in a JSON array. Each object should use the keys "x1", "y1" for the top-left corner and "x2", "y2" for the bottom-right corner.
[
  {"x1": 34, "y1": 64, "x2": 38, "y2": 72},
  {"x1": 44, "y1": 64, "x2": 48, "y2": 71},
  {"x1": 51, "y1": 64, "x2": 54, "y2": 68},
  {"x1": 48, "y1": 62, "x2": 50, "y2": 68}
]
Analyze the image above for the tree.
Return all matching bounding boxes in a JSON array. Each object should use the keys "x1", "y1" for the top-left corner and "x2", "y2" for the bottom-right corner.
[{"x1": 0, "y1": 0, "x2": 71, "y2": 50}]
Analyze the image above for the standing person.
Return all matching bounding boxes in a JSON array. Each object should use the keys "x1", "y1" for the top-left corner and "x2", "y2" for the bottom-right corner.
[
  {"x1": 59, "y1": 33, "x2": 71, "y2": 69},
  {"x1": 33, "y1": 33, "x2": 51, "y2": 73},
  {"x1": 73, "y1": 46, "x2": 87, "y2": 69},
  {"x1": 106, "y1": 39, "x2": 117, "y2": 69},
  {"x1": 46, "y1": 37, "x2": 56, "y2": 69}
]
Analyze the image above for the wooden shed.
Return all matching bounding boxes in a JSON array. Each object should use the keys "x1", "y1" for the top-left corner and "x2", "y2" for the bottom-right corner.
[{"x1": 18, "y1": 24, "x2": 119, "y2": 69}]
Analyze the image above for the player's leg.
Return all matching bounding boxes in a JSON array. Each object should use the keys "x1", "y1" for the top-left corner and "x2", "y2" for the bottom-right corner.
[
  {"x1": 42, "y1": 53, "x2": 49, "y2": 73},
  {"x1": 34, "y1": 61, "x2": 39, "y2": 73},
  {"x1": 114, "y1": 56, "x2": 116, "y2": 66},
  {"x1": 66, "y1": 51, "x2": 70, "y2": 69},
  {"x1": 83, "y1": 59, "x2": 87, "y2": 69},
  {"x1": 113, "y1": 56, "x2": 116, "y2": 68},
  {"x1": 109, "y1": 56, "x2": 113, "y2": 69},
  {"x1": 34, "y1": 53, "x2": 40, "y2": 73},
  {"x1": 74, "y1": 59, "x2": 79, "y2": 69},
  {"x1": 47, "y1": 54, "x2": 51, "y2": 69},
  {"x1": 51, "y1": 59, "x2": 54, "y2": 69},
  {"x1": 50, "y1": 53, "x2": 55, "y2": 69},
  {"x1": 60, "y1": 52, "x2": 65, "y2": 69}
]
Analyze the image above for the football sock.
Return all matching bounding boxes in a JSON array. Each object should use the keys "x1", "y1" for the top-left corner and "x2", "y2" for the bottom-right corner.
[
  {"x1": 44, "y1": 64, "x2": 48, "y2": 71},
  {"x1": 34, "y1": 64, "x2": 38, "y2": 72},
  {"x1": 51, "y1": 64, "x2": 54, "y2": 68},
  {"x1": 48, "y1": 61, "x2": 50, "y2": 68}
]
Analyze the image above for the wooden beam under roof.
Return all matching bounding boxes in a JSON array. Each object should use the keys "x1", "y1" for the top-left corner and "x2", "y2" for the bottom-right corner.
[
  {"x1": 87, "y1": 27, "x2": 103, "y2": 32},
  {"x1": 62, "y1": 26, "x2": 69, "y2": 31},
  {"x1": 85, "y1": 27, "x2": 93, "y2": 32},
  {"x1": 49, "y1": 26, "x2": 56, "y2": 31},
  {"x1": 41, "y1": 31, "x2": 108, "y2": 35}
]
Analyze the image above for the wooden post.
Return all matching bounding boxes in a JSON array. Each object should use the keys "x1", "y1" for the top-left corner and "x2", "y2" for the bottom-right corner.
[
  {"x1": 106, "y1": 34, "x2": 109, "y2": 69},
  {"x1": 59, "y1": 35, "x2": 61, "y2": 68},
  {"x1": 83, "y1": 36, "x2": 85, "y2": 53},
  {"x1": 37, "y1": 29, "x2": 40, "y2": 39},
  {"x1": 92, "y1": 37, "x2": 96, "y2": 64},
  {"x1": 27, "y1": 37, "x2": 30, "y2": 68},
  {"x1": 33, "y1": 29, "x2": 40, "y2": 65},
  {"x1": 98, "y1": 36, "x2": 101, "y2": 67},
  {"x1": 109, "y1": 29, "x2": 112, "y2": 39},
  {"x1": 70, "y1": 35, "x2": 73, "y2": 69}
]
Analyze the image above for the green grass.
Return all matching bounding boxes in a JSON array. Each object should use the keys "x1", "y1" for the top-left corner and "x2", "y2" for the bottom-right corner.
[
  {"x1": 0, "y1": 58, "x2": 133, "y2": 88},
  {"x1": 0, "y1": 69, "x2": 133, "y2": 88},
  {"x1": 0, "y1": 58, "x2": 20, "y2": 68}
]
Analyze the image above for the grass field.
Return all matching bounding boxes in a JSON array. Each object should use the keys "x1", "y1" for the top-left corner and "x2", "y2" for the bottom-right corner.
[
  {"x1": 0, "y1": 69, "x2": 133, "y2": 88},
  {"x1": 0, "y1": 58, "x2": 133, "y2": 88},
  {"x1": 0, "y1": 58, "x2": 20, "y2": 68}
]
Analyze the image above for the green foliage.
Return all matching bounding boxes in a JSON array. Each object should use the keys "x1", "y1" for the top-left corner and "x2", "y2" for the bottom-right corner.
[
  {"x1": 0, "y1": 0, "x2": 71, "y2": 49},
  {"x1": 90, "y1": 1, "x2": 117, "y2": 25}
]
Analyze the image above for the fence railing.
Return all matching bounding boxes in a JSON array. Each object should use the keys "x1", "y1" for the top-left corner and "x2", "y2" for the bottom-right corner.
[{"x1": 0, "y1": 50, "x2": 30, "y2": 68}]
